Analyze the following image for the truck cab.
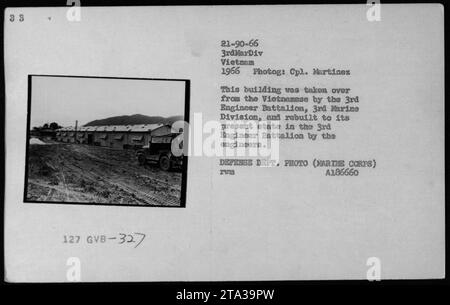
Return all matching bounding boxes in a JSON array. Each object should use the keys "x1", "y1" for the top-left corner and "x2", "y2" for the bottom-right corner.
[{"x1": 136, "y1": 131, "x2": 183, "y2": 171}]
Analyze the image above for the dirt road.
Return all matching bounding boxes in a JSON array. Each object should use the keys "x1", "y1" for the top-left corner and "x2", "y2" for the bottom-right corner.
[{"x1": 26, "y1": 143, "x2": 182, "y2": 206}]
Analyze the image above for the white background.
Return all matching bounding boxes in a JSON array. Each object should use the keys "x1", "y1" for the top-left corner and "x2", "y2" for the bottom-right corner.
[{"x1": 4, "y1": 4, "x2": 445, "y2": 281}]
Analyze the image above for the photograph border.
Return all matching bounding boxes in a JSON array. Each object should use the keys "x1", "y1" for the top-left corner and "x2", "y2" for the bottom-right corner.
[
  {"x1": 1, "y1": 0, "x2": 447, "y2": 294},
  {"x1": 23, "y1": 74, "x2": 190, "y2": 208}
]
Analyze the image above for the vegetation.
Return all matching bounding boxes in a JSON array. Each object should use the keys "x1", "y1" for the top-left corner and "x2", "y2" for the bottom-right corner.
[{"x1": 32, "y1": 122, "x2": 62, "y2": 131}]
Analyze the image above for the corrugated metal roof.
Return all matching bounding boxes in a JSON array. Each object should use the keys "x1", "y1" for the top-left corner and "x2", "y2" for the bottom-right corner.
[
  {"x1": 128, "y1": 124, "x2": 163, "y2": 132},
  {"x1": 151, "y1": 124, "x2": 179, "y2": 134},
  {"x1": 114, "y1": 125, "x2": 131, "y2": 132},
  {"x1": 57, "y1": 124, "x2": 165, "y2": 133},
  {"x1": 128, "y1": 124, "x2": 146, "y2": 132},
  {"x1": 148, "y1": 123, "x2": 163, "y2": 130}
]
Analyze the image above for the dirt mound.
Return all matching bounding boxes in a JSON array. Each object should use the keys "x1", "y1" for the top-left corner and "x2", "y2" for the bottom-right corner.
[{"x1": 29, "y1": 138, "x2": 47, "y2": 145}]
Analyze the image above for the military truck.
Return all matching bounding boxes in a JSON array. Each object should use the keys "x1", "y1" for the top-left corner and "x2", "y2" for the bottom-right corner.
[{"x1": 136, "y1": 127, "x2": 184, "y2": 171}]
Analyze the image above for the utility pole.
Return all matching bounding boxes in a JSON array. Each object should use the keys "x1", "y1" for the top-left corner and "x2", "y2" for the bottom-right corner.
[{"x1": 75, "y1": 120, "x2": 78, "y2": 143}]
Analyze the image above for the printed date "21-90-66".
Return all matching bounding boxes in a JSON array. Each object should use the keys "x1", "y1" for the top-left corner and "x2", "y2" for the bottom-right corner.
[{"x1": 63, "y1": 233, "x2": 146, "y2": 248}]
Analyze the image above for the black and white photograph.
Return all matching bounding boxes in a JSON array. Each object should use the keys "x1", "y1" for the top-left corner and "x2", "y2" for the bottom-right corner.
[
  {"x1": 24, "y1": 75, "x2": 189, "y2": 207},
  {"x1": 2, "y1": 1, "x2": 446, "y2": 291}
]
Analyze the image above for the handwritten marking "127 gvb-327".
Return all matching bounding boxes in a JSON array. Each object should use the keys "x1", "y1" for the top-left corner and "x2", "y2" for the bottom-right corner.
[{"x1": 63, "y1": 232, "x2": 146, "y2": 248}]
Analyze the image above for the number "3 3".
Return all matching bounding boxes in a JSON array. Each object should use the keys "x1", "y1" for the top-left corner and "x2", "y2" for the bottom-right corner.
[{"x1": 10, "y1": 14, "x2": 24, "y2": 22}]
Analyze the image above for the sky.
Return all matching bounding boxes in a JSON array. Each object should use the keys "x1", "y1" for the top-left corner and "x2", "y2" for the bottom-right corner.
[{"x1": 30, "y1": 76, "x2": 186, "y2": 127}]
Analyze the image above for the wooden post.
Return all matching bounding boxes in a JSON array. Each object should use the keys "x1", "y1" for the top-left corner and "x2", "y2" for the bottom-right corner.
[{"x1": 75, "y1": 120, "x2": 78, "y2": 143}]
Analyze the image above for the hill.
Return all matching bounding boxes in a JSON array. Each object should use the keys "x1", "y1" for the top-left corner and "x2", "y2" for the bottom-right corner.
[{"x1": 84, "y1": 114, "x2": 184, "y2": 127}]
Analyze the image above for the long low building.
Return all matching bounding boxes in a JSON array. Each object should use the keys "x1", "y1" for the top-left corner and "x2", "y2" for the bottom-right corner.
[{"x1": 56, "y1": 124, "x2": 176, "y2": 149}]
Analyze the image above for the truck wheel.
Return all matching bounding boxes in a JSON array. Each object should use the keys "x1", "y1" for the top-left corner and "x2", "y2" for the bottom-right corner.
[
  {"x1": 159, "y1": 155, "x2": 171, "y2": 171},
  {"x1": 137, "y1": 154, "x2": 146, "y2": 165}
]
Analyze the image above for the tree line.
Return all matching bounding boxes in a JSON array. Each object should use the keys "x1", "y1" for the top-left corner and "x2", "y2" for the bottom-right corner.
[{"x1": 32, "y1": 122, "x2": 61, "y2": 131}]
